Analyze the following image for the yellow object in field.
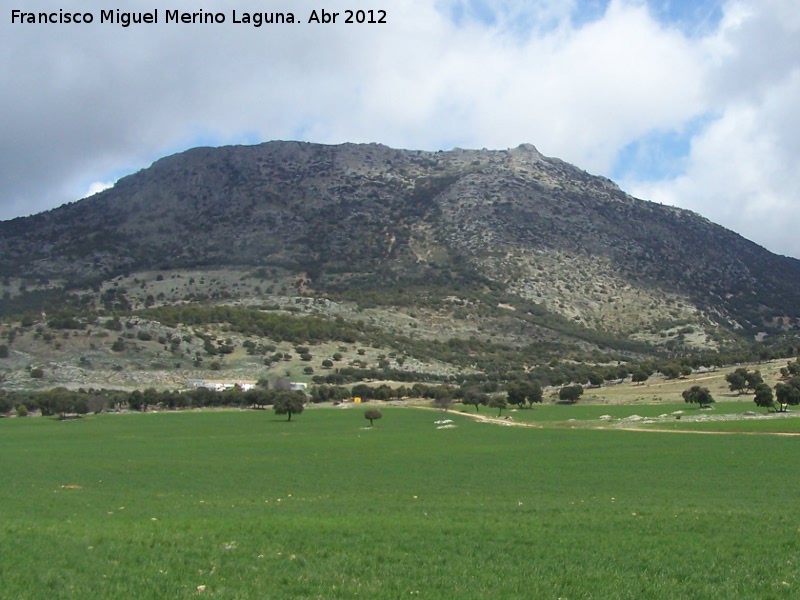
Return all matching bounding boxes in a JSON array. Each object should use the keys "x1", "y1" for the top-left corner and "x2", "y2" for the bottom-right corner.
[{"x1": 353, "y1": 397, "x2": 362, "y2": 403}]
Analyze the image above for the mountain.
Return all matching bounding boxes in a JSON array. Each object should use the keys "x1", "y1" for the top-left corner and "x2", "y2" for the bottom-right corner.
[{"x1": 1, "y1": 141, "x2": 799, "y2": 389}]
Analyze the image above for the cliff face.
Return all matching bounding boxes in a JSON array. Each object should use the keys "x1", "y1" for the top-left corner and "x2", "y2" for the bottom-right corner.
[{"x1": 2, "y1": 140, "x2": 799, "y2": 337}]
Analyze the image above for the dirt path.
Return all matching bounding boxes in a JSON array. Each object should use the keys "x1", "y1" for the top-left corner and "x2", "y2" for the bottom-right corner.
[
  {"x1": 418, "y1": 406, "x2": 536, "y2": 428},
  {"x1": 420, "y1": 407, "x2": 800, "y2": 436}
]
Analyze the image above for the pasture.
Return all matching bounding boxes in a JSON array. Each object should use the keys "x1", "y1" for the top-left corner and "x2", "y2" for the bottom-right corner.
[{"x1": 2, "y1": 407, "x2": 799, "y2": 598}]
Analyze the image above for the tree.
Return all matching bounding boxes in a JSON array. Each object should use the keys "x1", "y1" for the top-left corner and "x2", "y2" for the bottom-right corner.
[
  {"x1": 744, "y1": 370, "x2": 763, "y2": 392},
  {"x1": 431, "y1": 386, "x2": 453, "y2": 411},
  {"x1": 631, "y1": 370, "x2": 649, "y2": 385},
  {"x1": 0, "y1": 344, "x2": 8, "y2": 359},
  {"x1": 128, "y1": 390, "x2": 144, "y2": 411},
  {"x1": 432, "y1": 394, "x2": 452, "y2": 412},
  {"x1": 364, "y1": 408, "x2": 382, "y2": 427},
  {"x1": 587, "y1": 370, "x2": 604, "y2": 387},
  {"x1": 682, "y1": 385, "x2": 714, "y2": 408},
  {"x1": 558, "y1": 384, "x2": 583, "y2": 404},
  {"x1": 774, "y1": 381, "x2": 800, "y2": 413},
  {"x1": 506, "y1": 381, "x2": 542, "y2": 408},
  {"x1": 753, "y1": 383, "x2": 775, "y2": 412},
  {"x1": 523, "y1": 381, "x2": 543, "y2": 407},
  {"x1": 780, "y1": 358, "x2": 800, "y2": 379},
  {"x1": 725, "y1": 370, "x2": 747, "y2": 394},
  {"x1": 273, "y1": 391, "x2": 306, "y2": 421},
  {"x1": 0, "y1": 394, "x2": 11, "y2": 415},
  {"x1": 661, "y1": 364, "x2": 681, "y2": 380},
  {"x1": 505, "y1": 382, "x2": 527, "y2": 408},
  {"x1": 461, "y1": 387, "x2": 487, "y2": 412},
  {"x1": 489, "y1": 396, "x2": 507, "y2": 417}
]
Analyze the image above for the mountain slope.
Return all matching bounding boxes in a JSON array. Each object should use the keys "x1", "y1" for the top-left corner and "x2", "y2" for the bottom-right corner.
[{"x1": 1, "y1": 141, "x2": 799, "y2": 350}]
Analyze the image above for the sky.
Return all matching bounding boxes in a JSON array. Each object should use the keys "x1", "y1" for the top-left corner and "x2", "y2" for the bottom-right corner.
[{"x1": 2, "y1": 0, "x2": 799, "y2": 257}]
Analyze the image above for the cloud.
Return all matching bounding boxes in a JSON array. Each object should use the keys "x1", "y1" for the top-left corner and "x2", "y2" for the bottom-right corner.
[
  {"x1": 1, "y1": 0, "x2": 798, "y2": 258},
  {"x1": 624, "y1": 0, "x2": 800, "y2": 257}
]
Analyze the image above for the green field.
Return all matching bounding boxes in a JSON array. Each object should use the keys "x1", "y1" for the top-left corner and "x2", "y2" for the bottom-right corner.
[{"x1": 2, "y1": 408, "x2": 800, "y2": 599}]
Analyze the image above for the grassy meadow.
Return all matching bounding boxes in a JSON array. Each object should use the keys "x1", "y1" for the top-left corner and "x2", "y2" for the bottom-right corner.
[{"x1": 2, "y1": 407, "x2": 800, "y2": 599}]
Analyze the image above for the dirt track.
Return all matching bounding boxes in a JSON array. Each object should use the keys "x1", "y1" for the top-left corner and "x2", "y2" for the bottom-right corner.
[{"x1": 429, "y1": 407, "x2": 800, "y2": 436}]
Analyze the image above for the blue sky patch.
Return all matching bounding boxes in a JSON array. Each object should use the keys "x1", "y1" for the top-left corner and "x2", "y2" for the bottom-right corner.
[{"x1": 611, "y1": 113, "x2": 715, "y2": 182}]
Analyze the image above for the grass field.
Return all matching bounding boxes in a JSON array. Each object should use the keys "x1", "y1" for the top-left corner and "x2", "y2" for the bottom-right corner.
[{"x1": 2, "y1": 407, "x2": 800, "y2": 599}]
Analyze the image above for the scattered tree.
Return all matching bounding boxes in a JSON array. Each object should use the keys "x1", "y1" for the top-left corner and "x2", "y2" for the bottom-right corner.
[
  {"x1": 364, "y1": 408, "x2": 382, "y2": 427},
  {"x1": 506, "y1": 381, "x2": 543, "y2": 408},
  {"x1": 506, "y1": 382, "x2": 527, "y2": 408},
  {"x1": 587, "y1": 370, "x2": 604, "y2": 387},
  {"x1": 461, "y1": 388, "x2": 487, "y2": 412},
  {"x1": 744, "y1": 370, "x2": 763, "y2": 392},
  {"x1": 661, "y1": 364, "x2": 681, "y2": 379},
  {"x1": 780, "y1": 359, "x2": 800, "y2": 379},
  {"x1": 725, "y1": 370, "x2": 747, "y2": 394},
  {"x1": 631, "y1": 369, "x2": 649, "y2": 385},
  {"x1": 753, "y1": 383, "x2": 775, "y2": 411},
  {"x1": 272, "y1": 391, "x2": 306, "y2": 421},
  {"x1": 682, "y1": 385, "x2": 714, "y2": 408},
  {"x1": 558, "y1": 384, "x2": 583, "y2": 404},
  {"x1": 432, "y1": 394, "x2": 452, "y2": 412},
  {"x1": 726, "y1": 368, "x2": 762, "y2": 394},
  {"x1": 774, "y1": 381, "x2": 800, "y2": 413},
  {"x1": 489, "y1": 396, "x2": 507, "y2": 417}
]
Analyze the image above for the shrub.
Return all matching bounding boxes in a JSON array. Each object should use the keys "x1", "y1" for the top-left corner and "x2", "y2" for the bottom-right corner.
[
  {"x1": 16, "y1": 404, "x2": 28, "y2": 417},
  {"x1": 30, "y1": 367, "x2": 44, "y2": 379},
  {"x1": 104, "y1": 318, "x2": 122, "y2": 331}
]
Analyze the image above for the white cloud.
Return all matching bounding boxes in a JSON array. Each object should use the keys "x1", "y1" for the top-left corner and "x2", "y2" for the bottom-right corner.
[{"x1": 625, "y1": 0, "x2": 800, "y2": 256}]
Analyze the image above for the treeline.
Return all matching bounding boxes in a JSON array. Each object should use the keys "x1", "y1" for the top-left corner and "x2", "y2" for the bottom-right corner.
[
  {"x1": 142, "y1": 305, "x2": 367, "y2": 344},
  {"x1": 0, "y1": 381, "x2": 498, "y2": 418},
  {"x1": 0, "y1": 386, "x2": 307, "y2": 417}
]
